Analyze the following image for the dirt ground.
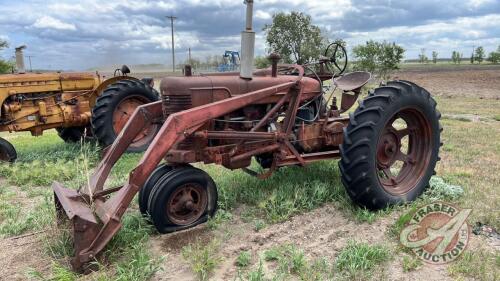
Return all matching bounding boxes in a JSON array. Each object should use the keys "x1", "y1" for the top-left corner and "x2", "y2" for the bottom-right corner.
[
  {"x1": 0, "y1": 64, "x2": 499, "y2": 280},
  {"x1": 393, "y1": 65, "x2": 500, "y2": 99},
  {"x1": 149, "y1": 205, "x2": 458, "y2": 281}
]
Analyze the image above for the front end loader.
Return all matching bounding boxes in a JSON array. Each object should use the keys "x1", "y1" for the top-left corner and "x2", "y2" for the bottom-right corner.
[{"x1": 53, "y1": 0, "x2": 441, "y2": 272}]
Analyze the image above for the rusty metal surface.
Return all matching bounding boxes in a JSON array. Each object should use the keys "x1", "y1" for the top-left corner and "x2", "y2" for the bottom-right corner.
[
  {"x1": 376, "y1": 108, "x2": 432, "y2": 195},
  {"x1": 334, "y1": 71, "x2": 371, "y2": 91}
]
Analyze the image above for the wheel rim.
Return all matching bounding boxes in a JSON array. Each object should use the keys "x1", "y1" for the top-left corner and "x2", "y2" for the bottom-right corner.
[
  {"x1": 112, "y1": 95, "x2": 158, "y2": 148},
  {"x1": 165, "y1": 183, "x2": 208, "y2": 225},
  {"x1": 376, "y1": 107, "x2": 433, "y2": 195}
]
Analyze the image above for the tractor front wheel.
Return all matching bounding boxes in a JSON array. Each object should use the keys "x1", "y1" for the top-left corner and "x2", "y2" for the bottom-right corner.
[
  {"x1": 147, "y1": 167, "x2": 218, "y2": 233},
  {"x1": 91, "y1": 79, "x2": 159, "y2": 152},
  {"x1": 339, "y1": 81, "x2": 441, "y2": 210},
  {"x1": 0, "y1": 137, "x2": 16, "y2": 163}
]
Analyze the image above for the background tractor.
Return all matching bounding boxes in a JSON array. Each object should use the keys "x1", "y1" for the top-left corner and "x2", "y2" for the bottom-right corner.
[
  {"x1": 0, "y1": 59, "x2": 160, "y2": 162},
  {"x1": 53, "y1": 0, "x2": 441, "y2": 272},
  {"x1": 218, "y1": 50, "x2": 240, "y2": 72}
]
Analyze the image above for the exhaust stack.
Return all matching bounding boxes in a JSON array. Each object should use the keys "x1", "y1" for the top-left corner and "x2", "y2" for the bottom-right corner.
[
  {"x1": 15, "y1": 45, "x2": 27, "y2": 73},
  {"x1": 240, "y1": 0, "x2": 255, "y2": 79}
]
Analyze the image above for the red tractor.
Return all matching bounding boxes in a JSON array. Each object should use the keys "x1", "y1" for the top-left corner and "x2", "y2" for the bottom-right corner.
[{"x1": 53, "y1": 0, "x2": 441, "y2": 272}]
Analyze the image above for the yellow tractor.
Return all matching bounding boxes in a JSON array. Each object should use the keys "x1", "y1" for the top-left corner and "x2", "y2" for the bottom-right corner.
[{"x1": 0, "y1": 65, "x2": 159, "y2": 162}]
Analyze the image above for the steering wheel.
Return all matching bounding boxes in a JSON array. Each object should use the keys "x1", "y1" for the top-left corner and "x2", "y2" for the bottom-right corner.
[{"x1": 324, "y1": 42, "x2": 348, "y2": 76}]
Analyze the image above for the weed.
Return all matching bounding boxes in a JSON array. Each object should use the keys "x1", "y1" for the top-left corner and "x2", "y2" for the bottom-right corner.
[
  {"x1": 26, "y1": 262, "x2": 78, "y2": 281},
  {"x1": 114, "y1": 243, "x2": 163, "y2": 281},
  {"x1": 423, "y1": 176, "x2": 464, "y2": 201},
  {"x1": 335, "y1": 240, "x2": 391, "y2": 277},
  {"x1": 207, "y1": 209, "x2": 233, "y2": 230},
  {"x1": 262, "y1": 244, "x2": 332, "y2": 280},
  {"x1": 401, "y1": 255, "x2": 421, "y2": 272},
  {"x1": 388, "y1": 205, "x2": 417, "y2": 238},
  {"x1": 246, "y1": 260, "x2": 266, "y2": 281},
  {"x1": 253, "y1": 219, "x2": 266, "y2": 232},
  {"x1": 236, "y1": 251, "x2": 252, "y2": 267},
  {"x1": 494, "y1": 114, "x2": 500, "y2": 121},
  {"x1": 181, "y1": 239, "x2": 222, "y2": 281},
  {"x1": 43, "y1": 227, "x2": 74, "y2": 259}
]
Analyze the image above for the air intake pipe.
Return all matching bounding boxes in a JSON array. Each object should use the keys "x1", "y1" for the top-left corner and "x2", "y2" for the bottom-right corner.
[
  {"x1": 240, "y1": 0, "x2": 255, "y2": 79},
  {"x1": 15, "y1": 45, "x2": 27, "y2": 73}
]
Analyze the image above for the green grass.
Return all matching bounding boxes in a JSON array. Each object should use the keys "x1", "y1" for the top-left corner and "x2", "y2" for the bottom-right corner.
[
  {"x1": 236, "y1": 251, "x2": 252, "y2": 267},
  {"x1": 0, "y1": 191, "x2": 54, "y2": 237},
  {"x1": 335, "y1": 240, "x2": 391, "y2": 278},
  {"x1": 181, "y1": 239, "x2": 222, "y2": 281},
  {"x1": 401, "y1": 255, "x2": 422, "y2": 272},
  {"x1": 262, "y1": 244, "x2": 333, "y2": 281},
  {"x1": 448, "y1": 250, "x2": 500, "y2": 281}
]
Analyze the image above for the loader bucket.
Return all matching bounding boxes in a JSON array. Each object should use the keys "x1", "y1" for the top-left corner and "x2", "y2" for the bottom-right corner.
[{"x1": 53, "y1": 181, "x2": 100, "y2": 271}]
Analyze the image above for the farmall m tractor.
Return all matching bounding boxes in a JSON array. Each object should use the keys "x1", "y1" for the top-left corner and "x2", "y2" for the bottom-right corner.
[
  {"x1": 53, "y1": 0, "x2": 441, "y2": 272},
  {"x1": 0, "y1": 52, "x2": 159, "y2": 162}
]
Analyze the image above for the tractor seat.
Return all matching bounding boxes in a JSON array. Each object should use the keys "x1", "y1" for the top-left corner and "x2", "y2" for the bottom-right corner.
[{"x1": 334, "y1": 71, "x2": 371, "y2": 92}]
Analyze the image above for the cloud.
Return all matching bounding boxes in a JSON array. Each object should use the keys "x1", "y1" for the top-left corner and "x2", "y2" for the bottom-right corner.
[
  {"x1": 32, "y1": 16, "x2": 77, "y2": 31},
  {"x1": 0, "y1": 0, "x2": 499, "y2": 70}
]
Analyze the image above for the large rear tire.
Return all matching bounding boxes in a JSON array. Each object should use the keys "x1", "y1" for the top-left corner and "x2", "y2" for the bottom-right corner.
[
  {"x1": 147, "y1": 167, "x2": 218, "y2": 233},
  {"x1": 339, "y1": 80, "x2": 441, "y2": 210},
  {"x1": 91, "y1": 79, "x2": 159, "y2": 152}
]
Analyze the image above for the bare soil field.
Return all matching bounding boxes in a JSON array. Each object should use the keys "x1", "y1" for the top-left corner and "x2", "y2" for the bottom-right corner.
[
  {"x1": 394, "y1": 64, "x2": 500, "y2": 99},
  {"x1": 0, "y1": 64, "x2": 499, "y2": 281}
]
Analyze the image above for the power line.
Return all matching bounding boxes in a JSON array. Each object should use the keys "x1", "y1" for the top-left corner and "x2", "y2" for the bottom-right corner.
[{"x1": 166, "y1": 15, "x2": 177, "y2": 72}]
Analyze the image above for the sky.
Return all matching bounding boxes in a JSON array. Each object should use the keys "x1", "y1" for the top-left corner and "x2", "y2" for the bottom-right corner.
[{"x1": 0, "y1": 0, "x2": 499, "y2": 70}]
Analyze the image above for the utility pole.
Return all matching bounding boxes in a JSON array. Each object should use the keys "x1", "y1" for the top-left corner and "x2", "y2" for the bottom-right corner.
[
  {"x1": 188, "y1": 47, "x2": 192, "y2": 65},
  {"x1": 26, "y1": 55, "x2": 34, "y2": 72},
  {"x1": 166, "y1": 15, "x2": 177, "y2": 72}
]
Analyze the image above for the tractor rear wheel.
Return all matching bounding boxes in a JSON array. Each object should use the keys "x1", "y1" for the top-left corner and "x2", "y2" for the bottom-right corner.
[
  {"x1": 91, "y1": 79, "x2": 159, "y2": 152},
  {"x1": 56, "y1": 126, "x2": 91, "y2": 143},
  {"x1": 0, "y1": 137, "x2": 16, "y2": 163},
  {"x1": 147, "y1": 167, "x2": 218, "y2": 233},
  {"x1": 339, "y1": 80, "x2": 441, "y2": 210}
]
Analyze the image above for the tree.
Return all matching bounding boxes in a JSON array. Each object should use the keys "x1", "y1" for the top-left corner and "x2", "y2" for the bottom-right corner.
[
  {"x1": 474, "y1": 46, "x2": 485, "y2": 64},
  {"x1": 254, "y1": 56, "x2": 271, "y2": 69},
  {"x1": 418, "y1": 48, "x2": 428, "y2": 64},
  {"x1": 451, "y1": 51, "x2": 458, "y2": 64},
  {"x1": 487, "y1": 45, "x2": 500, "y2": 64},
  {"x1": 263, "y1": 12, "x2": 327, "y2": 64},
  {"x1": 0, "y1": 39, "x2": 13, "y2": 74},
  {"x1": 352, "y1": 40, "x2": 405, "y2": 79},
  {"x1": 432, "y1": 51, "x2": 438, "y2": 64}
]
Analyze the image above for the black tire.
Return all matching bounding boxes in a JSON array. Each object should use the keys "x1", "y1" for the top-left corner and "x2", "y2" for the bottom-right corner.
[
  {"x1": 91, "y1": 79, "x2": 159, "y2": 152},
  {"x1": 0, "y1": 137, "x2": 17, "y2": 163},
  {"x1": 339, "y1": 80, "x2": 441, "y2": 210},
  {"x1": 147, "y1": 167, "x2": 218, "y2": 233},
  {"x1": 138, "y1": 163, "x2": 173, "y2": 215},
  {"x1": 56, "y1": 126, "x2": 91, "y2": 143}
]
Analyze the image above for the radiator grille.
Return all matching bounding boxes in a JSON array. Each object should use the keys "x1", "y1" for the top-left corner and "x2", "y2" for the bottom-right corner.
[{"x1": 162, "y1": 94, "x2": 192, "y2": 116}]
